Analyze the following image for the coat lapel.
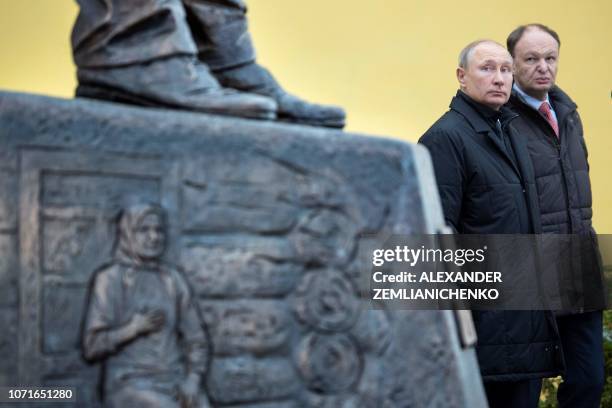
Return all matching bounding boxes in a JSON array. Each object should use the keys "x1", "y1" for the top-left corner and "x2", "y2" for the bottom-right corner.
[{"x1": 450, "y1": 94, "x2": 522, "y2": 179}]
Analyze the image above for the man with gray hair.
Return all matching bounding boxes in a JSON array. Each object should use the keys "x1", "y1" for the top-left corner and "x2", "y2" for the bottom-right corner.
[{"x1": 419, "y1": 40, "x2": 563, "y2": 407}]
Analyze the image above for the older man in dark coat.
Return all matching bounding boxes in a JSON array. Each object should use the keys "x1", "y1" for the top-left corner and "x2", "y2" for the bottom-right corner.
[
  {"x1": 418, "y1": 40, "x2": 563, "y2": 408},
  {"x1": 506, "y1": 23, "x2": 605, "y2": 408}
]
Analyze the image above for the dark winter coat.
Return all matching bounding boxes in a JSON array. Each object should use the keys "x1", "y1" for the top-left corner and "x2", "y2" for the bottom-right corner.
[
  {"x1": 508, "y1": 86, "x2": 591, "y2": 234},
  {"x1": 507, "y1": 86, "x2": 605, "y2": 312},
  {"x1": 419, "y1": 91, "x2": 564, "y2": 381}
]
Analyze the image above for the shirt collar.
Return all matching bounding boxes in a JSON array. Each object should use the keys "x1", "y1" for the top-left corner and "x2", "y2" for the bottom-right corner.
[{"x1": 513, "y1": 83, "x2": 551, "y2": 111}]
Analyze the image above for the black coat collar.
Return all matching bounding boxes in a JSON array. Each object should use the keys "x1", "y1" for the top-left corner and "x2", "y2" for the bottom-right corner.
[
  {"x1": 450, "y1": 90, "x2": 528, "y2": 183},
  {"x1": 549, "y1": 86, "x2": 577, "y2": 110},
  {"x1": 450, "y1": 90, "x2": 516, "y2": 133},
  {"x1": 510, "y1": 85, "x2": 577, "y2": 124}
]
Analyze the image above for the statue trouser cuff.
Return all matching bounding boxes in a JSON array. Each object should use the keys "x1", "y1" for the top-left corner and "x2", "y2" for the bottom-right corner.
[{"x1": 184, "y1": 0, "x2": 346, "y2": 128}]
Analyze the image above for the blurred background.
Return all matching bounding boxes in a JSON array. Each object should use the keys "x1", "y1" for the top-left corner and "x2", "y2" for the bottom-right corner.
[{"x1": 0, "y1": 0, "x2": 610, "y2": 234}]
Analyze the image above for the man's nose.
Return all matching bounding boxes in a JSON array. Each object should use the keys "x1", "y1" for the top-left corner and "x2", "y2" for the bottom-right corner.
[
  {"x1": 493, "y1": 69, "x2": 505, "y2": 84},
  {"x1": 536, "y1": 59, "x2": 547, "y2": 72}
]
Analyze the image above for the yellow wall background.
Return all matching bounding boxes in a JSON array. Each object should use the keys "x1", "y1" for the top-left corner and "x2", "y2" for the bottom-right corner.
[{"x1": 1, "y1": 0, "x2": 610, "y2": 231}]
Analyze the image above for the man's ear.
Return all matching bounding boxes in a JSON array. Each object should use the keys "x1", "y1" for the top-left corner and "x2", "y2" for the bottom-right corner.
[{"x1": 456, "y1": 67, "x2": 466, "y2": 90}]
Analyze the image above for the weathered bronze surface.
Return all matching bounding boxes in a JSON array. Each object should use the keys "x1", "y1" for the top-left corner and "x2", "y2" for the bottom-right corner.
[
  {"x1": 0, "y1": 91, "x2": 485, "y2": 407},
  {"x1": 72, "y1": 0, "x2": 345, "y2": 127}
]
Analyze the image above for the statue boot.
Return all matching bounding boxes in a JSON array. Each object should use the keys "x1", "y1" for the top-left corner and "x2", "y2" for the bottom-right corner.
[
  {"x1": 183, "y1": 0, "x2": 346, "y2": 128},
  {"x1": 72, "y1": 0, "x2": 277, "y2": 120},
  {"x1": 76, "y1": 56, "x2": 277, "y2": 120},
  {"x1": 212, "y1": 63, "x2": 346, "y2": 128}
]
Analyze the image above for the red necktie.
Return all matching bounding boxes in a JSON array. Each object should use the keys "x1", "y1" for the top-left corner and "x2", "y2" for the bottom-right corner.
[{"x1": 539, "y1": 102, "x2": 559, "y2": 137}]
